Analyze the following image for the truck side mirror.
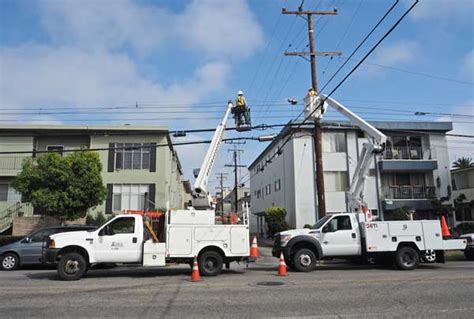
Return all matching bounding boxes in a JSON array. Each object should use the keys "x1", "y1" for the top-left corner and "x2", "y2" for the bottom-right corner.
[{"x1": 323, "y1": 223, "x2": 334, "y2": 233}]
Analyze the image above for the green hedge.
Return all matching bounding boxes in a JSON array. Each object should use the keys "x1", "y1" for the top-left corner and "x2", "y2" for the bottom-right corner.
[{"x1": 0, "y1": 236, "x2": 24, "y2": 247}]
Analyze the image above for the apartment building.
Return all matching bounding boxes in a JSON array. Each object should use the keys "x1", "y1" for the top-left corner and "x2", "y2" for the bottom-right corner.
[
  {"x1": 451, "y1": 167, "x2": 474, "y2": 228},
  {"x1": 249, "y1": 121, "x2": 453, "y2": 229},
  {"x1": 0, "y1": 125, "x2": 190, "y2": 233}
]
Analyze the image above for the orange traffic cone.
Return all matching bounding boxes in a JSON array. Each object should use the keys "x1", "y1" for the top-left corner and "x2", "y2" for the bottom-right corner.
[
  {"x1": 191, "y1": 256, "x2": 200, "y2": 282},
  {"x1": 250, "y1": 236, "x2": 260, "y2": 258},
  {"x1": 440, "y1": 215, "x2": 451, "y2": 238},
  {"x1": 278, "y1": 252, "x2": 288, "y2": 276}
]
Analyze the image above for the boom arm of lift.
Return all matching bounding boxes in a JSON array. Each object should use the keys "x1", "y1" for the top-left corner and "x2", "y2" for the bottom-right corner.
[
  {"x1": 192, "y1": 101, "x2": 234, "y2": 209},
  {"x1": 311, "y1": 94, "x2": 387, "y2": 221}
]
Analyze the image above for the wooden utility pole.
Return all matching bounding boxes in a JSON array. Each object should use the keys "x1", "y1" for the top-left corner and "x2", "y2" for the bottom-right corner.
[
  {"x1": 215, "y1": 173, "x2": 227, "y2": 214},
  {"x1": 225, "y1": 148, "x2": 245, "y2": 213},
  {"x1": 282, "y1": 6, "x2": 340, "y2": 219}
]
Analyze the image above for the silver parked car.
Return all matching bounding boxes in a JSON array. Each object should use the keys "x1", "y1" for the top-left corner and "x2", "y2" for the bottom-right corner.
[
  {"x1": 1, "y1": 225, "x2": 96, "y2": 270},
  {"x1": 459, "y1": 233, "x2": 474, "y2": 260}
]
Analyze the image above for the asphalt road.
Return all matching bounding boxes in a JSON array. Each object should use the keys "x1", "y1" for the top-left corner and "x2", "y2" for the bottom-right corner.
[{"x1": 0, "y1": 248, "x2": 473, "y2": 319}]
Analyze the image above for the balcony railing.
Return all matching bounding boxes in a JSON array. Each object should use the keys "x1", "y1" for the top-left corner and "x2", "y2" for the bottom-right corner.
[
  {"x1": 383, "y1": 146, "x2": 434, "y2": 160},
  {"x1": 383, "y1": 185, "x2": 436, "y2": 200},
  {"x1": 0, "y1": 156, "x2": 29, "y2": 171}
]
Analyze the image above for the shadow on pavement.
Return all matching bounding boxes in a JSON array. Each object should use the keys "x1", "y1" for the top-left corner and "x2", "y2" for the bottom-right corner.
[{"x1": 25, "y1": 266, "x2": 245, "y2": 281}]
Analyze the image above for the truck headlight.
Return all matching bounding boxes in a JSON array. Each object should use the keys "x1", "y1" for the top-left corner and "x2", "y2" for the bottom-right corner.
[
  {"x1": 280, "y1": 234, "x2": 292, "y2": 244},
  {"x1": 49, "y1": 239, "x2": 56, "y2": 249}
]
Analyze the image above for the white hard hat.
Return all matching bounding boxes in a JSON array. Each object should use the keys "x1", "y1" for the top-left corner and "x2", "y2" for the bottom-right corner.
[{"x1": 237, "y1": 90, "x2": 244, "y2": 95}]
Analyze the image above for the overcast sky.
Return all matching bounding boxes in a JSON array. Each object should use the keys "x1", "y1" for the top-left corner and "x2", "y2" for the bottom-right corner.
[{"x1": 1, "y1": 0, "x2": 473, "y2": 192}]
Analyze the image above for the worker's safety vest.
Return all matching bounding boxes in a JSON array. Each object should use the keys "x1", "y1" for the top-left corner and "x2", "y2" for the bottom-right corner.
[{"x1": 236, "y1": 96, "x2": 246, "y2": 107}]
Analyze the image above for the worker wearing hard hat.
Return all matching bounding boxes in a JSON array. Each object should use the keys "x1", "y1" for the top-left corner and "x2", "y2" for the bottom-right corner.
[{"x1": 235, "y1": 90, "x2": 249, "y2": 125}]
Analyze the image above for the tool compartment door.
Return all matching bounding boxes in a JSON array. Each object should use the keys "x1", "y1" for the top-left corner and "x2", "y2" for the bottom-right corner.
[
  {"x1": 167, "y1": 227, "x2": 192, "y2": 255},
  {"x1": 364, "y1": 222, "x2": 391, "y2": 252},
  {"x1": 230, "y1": 227, "x2": 249, "y2": 255},
  {"x1": 143, "y1": 241, "x2": 166, "y2": 267},
  {"x1": 421, "y1": 221, "x2": 443, "y2": 250}
]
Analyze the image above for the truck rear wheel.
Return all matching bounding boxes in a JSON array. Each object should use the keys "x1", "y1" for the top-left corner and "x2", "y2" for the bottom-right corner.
[
  {"x1": 395, "y1": 247, "x2": 419, "y2": 270},
  {"x1": 198, "y1": 251, "x2": 223, "y2": 276},
  {"x1": 293, "y1": 248, "x2": 316, "y2": 272},
  {"x1": 57, "y1": 252, "x2": 87, "y2": 281}
]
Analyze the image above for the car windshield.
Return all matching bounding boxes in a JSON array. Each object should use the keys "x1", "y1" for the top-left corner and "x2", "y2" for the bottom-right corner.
[{"x1": 311, "y1": 215, "x2": 331, "y2": 229}]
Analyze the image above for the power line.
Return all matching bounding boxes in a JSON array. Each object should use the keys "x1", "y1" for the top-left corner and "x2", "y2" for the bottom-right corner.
[{"x1": 319, "y1": 0, "x2": 400, "y2": 93}]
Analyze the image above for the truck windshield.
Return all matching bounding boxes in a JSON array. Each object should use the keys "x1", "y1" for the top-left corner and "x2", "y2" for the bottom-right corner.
[{"x1": 311, "y1": 215, "x2": 331, "y2": 230}]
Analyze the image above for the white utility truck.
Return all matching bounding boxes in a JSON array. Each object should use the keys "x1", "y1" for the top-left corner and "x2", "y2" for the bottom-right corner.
[
  {"x1": 272, "y1": 95, "x2": 467, "y2": 271},
  {"x1": 45, "y1": 101, "x2": 252, "y2": 281}
]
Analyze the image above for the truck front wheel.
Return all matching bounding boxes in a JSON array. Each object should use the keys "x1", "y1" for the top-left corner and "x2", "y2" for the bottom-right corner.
[
  {"x1": 57, "y1": 252, "x2": 87, "y2": 281},
  {"x1": 395, "y1": 247, "x2": 419, "y2": 270},
  {"x1": 293, "y1": 248, "x2": 317, "y2": 272},
  {"x1": 198, "y1": 251, "x2": 223, "y2": 276}
]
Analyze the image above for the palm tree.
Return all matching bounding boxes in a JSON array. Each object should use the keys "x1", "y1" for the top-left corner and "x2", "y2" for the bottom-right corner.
[{"x1": 452, "y1": 157, "x2": 474, "y2": 169}]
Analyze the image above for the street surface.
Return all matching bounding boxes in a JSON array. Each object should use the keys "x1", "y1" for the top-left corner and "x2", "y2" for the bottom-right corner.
[{"x1": 0, "y1": 248, "x2": 473, "y2": 318}]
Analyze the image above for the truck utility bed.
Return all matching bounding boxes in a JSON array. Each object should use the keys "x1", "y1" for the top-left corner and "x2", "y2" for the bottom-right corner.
[{"x1": 363, "y1": 220, "x2": 466, "y2": 253}]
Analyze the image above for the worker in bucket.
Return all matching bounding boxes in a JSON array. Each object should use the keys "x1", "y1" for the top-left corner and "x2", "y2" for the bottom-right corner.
[
  {"x1": 307, "y1": 87, "x2": 316, "y2": 97},
  {"x1": 234, "y1": 90, "x2": 250, "y2": 125}
]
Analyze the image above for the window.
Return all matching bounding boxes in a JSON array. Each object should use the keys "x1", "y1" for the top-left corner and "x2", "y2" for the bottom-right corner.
[
  {"x1": 327, "y1": 215, "x2": 352, "y2": 231},
  {"x1": 0, "y1": 184, "x2": 7, "y2": 201},
  {"x1": 274, "y1": 179, "x2": 281, "y2": 191},
  {"x1": 108, "y1": 217, "x2": 135, "y2": 234},
  {"x1": 371, "y1": 209, "x2": 378, "y2": 217},
  {"x1": 265, "y1": 184, "x2": 271, "y2": 195},
  {"x1": 30, "y1": 228, "x2": 56, "y2": 243},
  {"x1": 322, "y1": 132, "x2": 346, "y2": 153},
  {"x1": 257, "y1": 190, "x2": 261, "y2": 199},
  {"x1": 47, "y1": 145, "x2": 64, "y2": 156},
  {"x1": 456, "y1": 206, "x2": 474, "y2": 222},
  {"x1": 114, "y1": 143, "x2": 150, "y2": 170},
  {"x1": 112, "y1": 184, "x2": 149, "y2": 211},
  {"x1": 324, "y1": 171, "x2": 348, "y2": 192}
]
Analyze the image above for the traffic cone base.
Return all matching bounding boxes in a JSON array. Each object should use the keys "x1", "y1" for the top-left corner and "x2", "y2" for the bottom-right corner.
[
  {"x1": 250, "y1": 236, "x2": 260, "y2": 258},
  {"x1": 191, "y1": 256, "x2": 200, "y2": 282},
  {"x1": 278, "y1": 252, "x2": 288, "y2": 276}
]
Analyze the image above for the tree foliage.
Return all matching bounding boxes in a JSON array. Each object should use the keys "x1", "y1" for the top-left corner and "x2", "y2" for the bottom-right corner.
[
  {"x1": 264, "y1": 207, "x2": 290, "y2": 238},
  {"x1": 452, "y1": 157, "x2": 474, "y2": 169},
  {"x1": 12, "y1": 152, "x2": 107, "y2": 222}
]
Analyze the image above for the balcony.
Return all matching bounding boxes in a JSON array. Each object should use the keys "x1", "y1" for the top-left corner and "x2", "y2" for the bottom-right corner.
[
  {"x1": 383, "y1": 146, "x2": 434, "y2": 160},
  {"x1": 379, "y1": 147, "x2": 437, "y2": 172},
  {"x1": 0, "y1": 157, "x2": 29, "y2": 175},
  {"x1": 382, "y1": 185, "x2": 436, "y2": 210},
  {"x1": 384, "y1": 185, "x2": 436, "y2": 199}
]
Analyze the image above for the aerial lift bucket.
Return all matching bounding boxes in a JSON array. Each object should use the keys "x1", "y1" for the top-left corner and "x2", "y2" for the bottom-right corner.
[{"x1": 234, "y1": 107, "x2": 251, "y2": 132}]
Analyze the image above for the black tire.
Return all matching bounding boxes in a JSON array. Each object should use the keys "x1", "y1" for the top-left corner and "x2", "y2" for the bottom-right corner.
[
  {"x1": 57, "y1": 252, "x2": 87, "y2": 281},
  {"x1": 395, "y1": 247, "x2": 419, "y2": 270},
  {"x1": 198, "y1": 251, "x2": 223, "y2": 276},
  {"x1": 1, "y1": 253, "x2": 20, "y2": 271},
  {"x1": 293, "y1": 248, "x2": 317, "y2": 272},
  {"x1": 465, "y1": 250, "x2": 474, "y2": 261},
  {"x1": 285, "y1": 257, "x2": 297, "y2": 271}
]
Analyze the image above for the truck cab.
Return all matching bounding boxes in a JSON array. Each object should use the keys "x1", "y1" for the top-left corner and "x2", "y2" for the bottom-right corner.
[{"x1": 273, "y1": 213, "x2": 362, "y2": 272}]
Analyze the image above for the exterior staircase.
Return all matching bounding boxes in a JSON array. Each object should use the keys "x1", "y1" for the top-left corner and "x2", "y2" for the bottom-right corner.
[{"x1": 0, "y1": 202, "x2": 33, "y2": 234}]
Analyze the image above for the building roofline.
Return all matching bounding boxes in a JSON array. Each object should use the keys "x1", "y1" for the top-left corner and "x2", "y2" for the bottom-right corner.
[
  {"x1": 0, "y1": 124, "x2": 169, "y2": 136},
  {"x1": 451, "y1": 166, "x2": 474, "y2": 174},
  {"x1": 248, "y1": 120, "x2": 453, "y2": 169}
]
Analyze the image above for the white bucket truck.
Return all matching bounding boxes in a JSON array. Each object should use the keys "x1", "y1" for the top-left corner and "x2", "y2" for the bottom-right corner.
[
  {"x1": 45, "y1": 101, "x2": 252, "y2": 280},
  {"x1": 272, "y1": 95, "x2": 467, "y2": 271}
]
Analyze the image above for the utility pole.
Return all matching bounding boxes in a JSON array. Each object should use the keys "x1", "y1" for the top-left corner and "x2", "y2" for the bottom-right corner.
[
  {"x1": 215, "y1": 173, "x2": 227, "y2": 215},
  {"x1": 225, "y1": 147, "x2": 245, "y2": 213},
  {"x1": 282, "y1": 5, "x2": 340, "y2": 219}
]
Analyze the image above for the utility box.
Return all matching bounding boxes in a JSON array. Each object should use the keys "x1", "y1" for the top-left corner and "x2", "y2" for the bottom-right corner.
[{"x1": 142, "y1": 241, "x2": 166, "y2": 267}]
